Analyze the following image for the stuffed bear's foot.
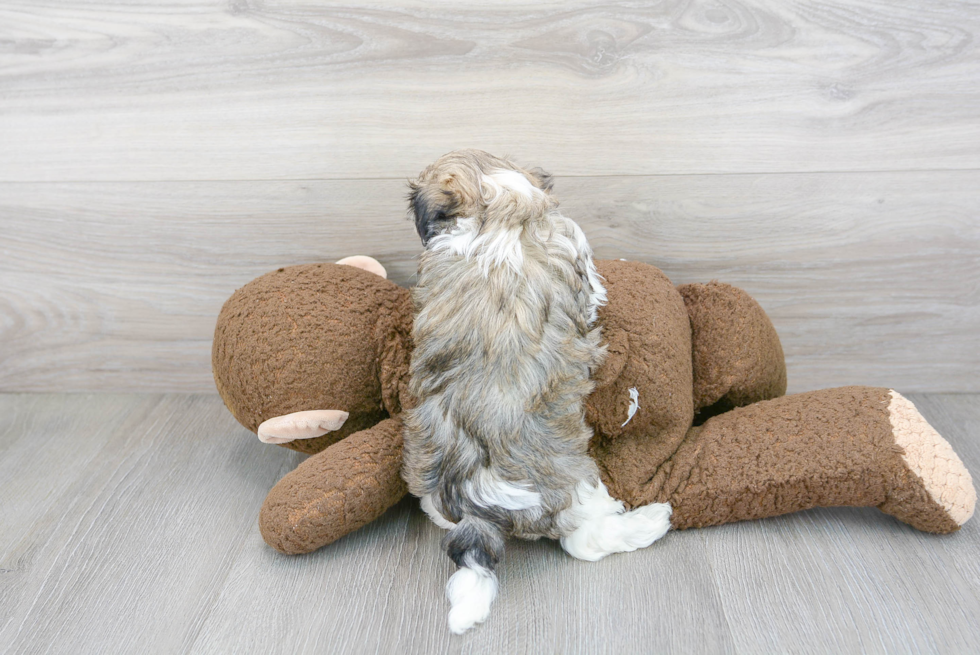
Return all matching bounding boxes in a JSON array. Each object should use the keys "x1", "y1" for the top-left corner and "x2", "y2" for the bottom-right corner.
[
  {"x1": 637, "y1": 387, "x2": 975, "y2": 535},
  {"x1": 879, "y1": 391, "x2": 976, "y2": 533}
]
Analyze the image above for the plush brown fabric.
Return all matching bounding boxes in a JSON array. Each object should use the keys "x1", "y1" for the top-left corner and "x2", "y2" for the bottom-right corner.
[
  {"x1": 212, "y1": 263, "x2": 411, "y2": 454},
  {"x1": 649, "y1": 387, "x2": 959, "y2": 533},
  {"x1": 586, "y1": 260, "x2": 694, "y2": 507},
  {"x1": 212, "y1": 259, "x2": 974, "y2": 554},
  {"x1": 259, "y1": 417, "x2": 408, "y2": 554},
  {"x1": 678, "y1": 281, "x2": 787, "y2": 419}
]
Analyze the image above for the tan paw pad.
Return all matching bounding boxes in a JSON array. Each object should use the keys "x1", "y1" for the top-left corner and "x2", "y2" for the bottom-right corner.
[{"x1": 888, "y1": 390, "x2": 976, "y2": 526}]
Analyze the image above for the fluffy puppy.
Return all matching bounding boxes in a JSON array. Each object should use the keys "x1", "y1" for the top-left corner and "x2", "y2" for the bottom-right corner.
[{"x1": 403, "y1": 150, "x2": 671, "y2": 635}]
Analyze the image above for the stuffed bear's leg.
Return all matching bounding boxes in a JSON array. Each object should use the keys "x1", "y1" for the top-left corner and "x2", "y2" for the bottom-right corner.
[
  {"x1": 678, "y1": 282, "x2": 788, "y2": 419},
  {"x1": 640, "y1": 387, "x2": 975, "y2": 533},
  {"x1": 259, "y1": 417, "x2": 407, "y2": 554}
]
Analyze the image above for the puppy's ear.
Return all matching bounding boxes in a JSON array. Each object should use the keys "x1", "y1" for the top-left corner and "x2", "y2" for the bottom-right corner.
[
  {"x1": 408, "y1": 179, "x2": 458, "y2": 247},
  {"x1": 527, "y1": 167, "x2": 554, "y2": 192}
]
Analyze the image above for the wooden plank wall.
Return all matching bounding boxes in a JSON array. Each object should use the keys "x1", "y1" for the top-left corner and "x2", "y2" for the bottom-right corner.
[{"x1": 1, "y1": 0, "x2": 978, "y2": 393}]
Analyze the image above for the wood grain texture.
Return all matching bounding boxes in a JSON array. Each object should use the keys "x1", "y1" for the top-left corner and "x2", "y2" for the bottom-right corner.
[
  {"x1": 2, "y1": 171, "x2": 977, "y2": 393},
  {"x1": 1, "y1": 0, "x2": 978, "y2": 180},
  {"x1": 911, "y1": 394, "x2": 980, "y2": 596},
  {"x1": 0, "y1": 393, "x2": 306, "y2": 655},
  {"x1": 0, "y1": 392, "x2": 978, "y2": 654},
  {"x1": 705, "y1": 392, "x2": 980, "y2": 654}
]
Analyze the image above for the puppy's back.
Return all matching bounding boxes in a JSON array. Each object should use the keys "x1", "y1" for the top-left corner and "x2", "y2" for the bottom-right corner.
[
  {"x1": 402, "y1": 152, "x2": 675, "y2": 636},
  {"x1": 406, "y1": 196, "x2": 606, "y2": 525}
]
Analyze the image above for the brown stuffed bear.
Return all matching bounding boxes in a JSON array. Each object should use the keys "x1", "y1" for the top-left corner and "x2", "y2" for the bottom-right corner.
[{"x1": 212, "y1": 256, "x2": 975, "y2": 555}]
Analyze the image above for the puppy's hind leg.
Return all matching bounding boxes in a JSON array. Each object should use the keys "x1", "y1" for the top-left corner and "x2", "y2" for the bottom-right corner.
[
  {"x1": 442, "y1": 516, "x2": 505, "y2": 634},
  {"x1": 558, "y1": 479, "x2": 672, "y2": 562}
]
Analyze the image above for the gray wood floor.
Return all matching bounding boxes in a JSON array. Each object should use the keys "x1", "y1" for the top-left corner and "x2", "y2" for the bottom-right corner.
[{"x1": 1, "y1": 392, "x2": 978, "y2": 654}]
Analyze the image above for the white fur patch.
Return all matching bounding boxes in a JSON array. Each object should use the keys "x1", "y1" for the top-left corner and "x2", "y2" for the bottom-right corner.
[
  {"x1": 548, "y1": 214, "x2": 607, "y2": 324},
  {"x1": 559, "y1": 479, "x2": 671, "y2": 562},
  {"x1": 622, "y1": 387, "x2": 640, "y2": 427},
  {"x1": 446, "y1": 554, "x2": 498, "y2": 634},
  {"x1": 585, "y1": 267, "x2": 606, "y2": 324},
  {"x1": 486, "y1": 169, "x2": 541, "y2": 199},
  {"x1": 421, "y1": 494, "x2": 457, "y2": 530},
  {"x1": 428, "y1": 216, "x2": 480, "y2": 257},
  {"x1": 428, "y1": 216, "x2": 524, "y2": 276},
  {"x1": 478, "y1": 227, "x2": 524, "y2": 275},
  {"x1": 467, "y1": 470, "x2": 542, "y2": 512},
  {"x1": 570, "y1": 220, "x2": 607, "y2": 323}
]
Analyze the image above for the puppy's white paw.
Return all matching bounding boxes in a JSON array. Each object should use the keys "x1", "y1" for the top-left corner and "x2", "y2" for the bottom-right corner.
[
  {"x1": 561, "y1": 500, "x2": 672, "y2": 562},
  {"x1": 256, "y1": 410, "x2": 349, "y2": 444},
  {"x1": 627, "y1": 502, "x2": 673, "y2": 547},
  {"x1": 446, "y1": 565, "x2": 497, "y2": 634}
]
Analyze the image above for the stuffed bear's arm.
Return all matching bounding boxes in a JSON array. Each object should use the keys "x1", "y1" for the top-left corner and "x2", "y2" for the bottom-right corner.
[
  {"x1": 634, "y1": 387, "x2": 975, "y2": 533},
  {"x1": 259, "y1": 416, "x2": 407, "y2": 554},
  {"x1": 678, "y1": 282, "x2": 787, "y2": 419}
]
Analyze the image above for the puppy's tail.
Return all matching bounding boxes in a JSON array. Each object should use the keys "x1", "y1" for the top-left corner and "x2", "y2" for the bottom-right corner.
[{"x1": 443, "y1": 515, "x2": 505, "y2": 634}]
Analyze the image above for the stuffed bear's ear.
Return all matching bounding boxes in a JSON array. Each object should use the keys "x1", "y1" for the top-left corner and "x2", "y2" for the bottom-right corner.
[
  {"x1": 408, "y1": 178, "x2": 459, "y2": 247},
  {"x1": 526, "y1": 167, "x2": 554, "y2": 193},
  {"x1": 335, "y1": 255, "x2": 387, "y2": 279}
]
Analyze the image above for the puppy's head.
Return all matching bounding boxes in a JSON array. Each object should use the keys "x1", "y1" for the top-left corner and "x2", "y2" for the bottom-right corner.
[{"x1": 408, "y1": 149, "x2": 555, "y2": 246}]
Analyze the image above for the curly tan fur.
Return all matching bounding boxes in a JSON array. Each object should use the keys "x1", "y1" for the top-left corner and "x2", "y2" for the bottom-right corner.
[{"x1": 402, "y1": 151, "x2": 607, "y2": 545}]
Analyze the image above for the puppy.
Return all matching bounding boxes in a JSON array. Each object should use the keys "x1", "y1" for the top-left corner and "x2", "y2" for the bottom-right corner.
[{"x1": 403, "y1": 150, "x2": 671, "y2": 634}]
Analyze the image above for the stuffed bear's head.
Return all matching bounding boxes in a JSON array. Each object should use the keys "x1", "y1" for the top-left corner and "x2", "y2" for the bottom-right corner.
[{"x1": 212, "y1": 261, "x2": 410, "y2": 454}]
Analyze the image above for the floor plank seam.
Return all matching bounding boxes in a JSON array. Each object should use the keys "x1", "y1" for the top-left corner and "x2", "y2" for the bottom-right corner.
[{"x1": 2, "y1": 166, "x2": 980, "y2": 185}]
